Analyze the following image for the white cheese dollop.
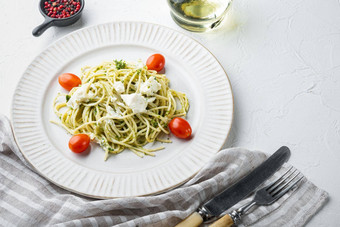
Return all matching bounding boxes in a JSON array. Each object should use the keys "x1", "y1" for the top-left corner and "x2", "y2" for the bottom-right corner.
[
  {"x1": 146, "y1": 97, "x2": 156, "y2": 103},
  {"x1": 88, "y1": 84, "x2": 97, "y2": 97},
  {"x1": 113, "y1": 81, "x2": 125, "y2": 94},
  {"x1": 121, "y1": 93, "x2": 148, "y2": 114},
  {"x1": 110, "y1": 95, "x2": 118, "y2": 103},
  {"x1": 67, "y1": 83, "x2": 94, "y2": 109},
  {"x1": 140, "y1": 76, "x2": 161, "y2": 96},
  {"x1": 106, "y1": 105, "x2": 122, "y2": 117},
  {"x1": 89, "y1": 133, "x2": 95, "y2": 140}
]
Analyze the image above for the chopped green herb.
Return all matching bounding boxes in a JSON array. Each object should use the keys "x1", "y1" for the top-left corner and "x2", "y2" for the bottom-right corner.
[
  {"x1": 114, "y1": 60, "x2": 126, "y2": 70},
  {"x1": 108, "y1": 147, "x2": 114, "y2": 152},
  {"x1": 151, "y1": 119, "x2": 158, "y2": 127},
  {"x1": 66, "y1": 95, "x2": 71, "y2": 102}
]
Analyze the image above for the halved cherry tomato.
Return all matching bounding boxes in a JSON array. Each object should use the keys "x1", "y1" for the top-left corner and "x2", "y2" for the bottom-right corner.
[
  {"x1": 146, "y1": 54, "x2": 165, "y2": 72},
  {"x1": 58, "y1": 73, "x2": 81, "y2": 91},
  {"x1": 168, "y1": 117, "x2": 192, "y2": 139},
  {"x1": 69, "y1": 134, "x2": 90, "y2": 153}
]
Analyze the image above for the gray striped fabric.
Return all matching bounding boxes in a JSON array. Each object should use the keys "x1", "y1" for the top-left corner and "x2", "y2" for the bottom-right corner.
[{"x1": 0, "y1": 114, "x2": 328, "y2": 227}]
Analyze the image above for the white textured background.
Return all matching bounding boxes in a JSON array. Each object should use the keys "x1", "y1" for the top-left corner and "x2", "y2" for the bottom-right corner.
[{"x1": 0, "y1": 0, "x2": 339, "y2": 226}]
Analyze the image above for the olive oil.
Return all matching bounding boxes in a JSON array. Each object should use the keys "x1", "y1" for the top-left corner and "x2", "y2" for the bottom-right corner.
[{"x1": 168, "y1": 0, "x2": 232, "y2": 32}]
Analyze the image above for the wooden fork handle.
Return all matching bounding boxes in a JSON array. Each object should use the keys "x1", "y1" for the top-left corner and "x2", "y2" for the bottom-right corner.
[
  {"x1": 175, "y1": 212, "x2": 203, "y2": 227},
  {"x1": 209, "y1": 214, "x2": 234, "y2": 227}
]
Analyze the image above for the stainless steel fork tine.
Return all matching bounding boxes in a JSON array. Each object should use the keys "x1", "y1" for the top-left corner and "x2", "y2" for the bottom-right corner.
[
  {"x1": 268, "y1": 168, "x2": 298, "y2": 194},
  {"x1": 273, "y1": 175, "x2": 304, "y2": 199},
  {"x1": 270, "y1": 171, "x2": 301, "y2": 196},
  {"x1": 266, "y1": 166, "x2": 294, "y2": 190}
]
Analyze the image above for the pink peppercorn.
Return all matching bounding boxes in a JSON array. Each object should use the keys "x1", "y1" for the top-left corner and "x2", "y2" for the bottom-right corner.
[{"x1": 43, "y1": 0, "x2": 81, "y2": 19}]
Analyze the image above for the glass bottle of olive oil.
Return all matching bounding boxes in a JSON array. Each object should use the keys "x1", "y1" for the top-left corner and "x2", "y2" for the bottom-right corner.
[{"x1": 167, "y1": 0, "x2": 232, "y2": 32}]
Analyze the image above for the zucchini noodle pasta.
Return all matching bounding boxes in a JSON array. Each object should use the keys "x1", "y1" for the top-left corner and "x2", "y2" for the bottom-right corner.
[{"x1": 52, "y1": 59, "x2": 189, "y2": 160}]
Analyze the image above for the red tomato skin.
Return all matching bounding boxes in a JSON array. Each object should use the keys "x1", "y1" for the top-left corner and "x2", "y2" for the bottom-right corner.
[
  {"x1": 168, "y1": 117, "x2": 192, "y2": 139},
  {"x1": 146, "y1": 54, "x2": 165, "y2": 72},
  {"x1": 58, "y1": 73, "x2": 81, "y2": 91},
  {"x1": 68, "y1": 134, "x2": 90, "y2": 153}
]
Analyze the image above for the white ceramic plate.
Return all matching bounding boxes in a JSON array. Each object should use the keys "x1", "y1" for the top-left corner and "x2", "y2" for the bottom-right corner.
[{"x1": 11, "y1": 22, "x2": 233, "y2": 198}]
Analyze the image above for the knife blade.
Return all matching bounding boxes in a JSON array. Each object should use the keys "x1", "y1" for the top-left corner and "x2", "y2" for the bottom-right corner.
[{"x1": 175, "y1": 146, "x2": 291, "y2": 227}]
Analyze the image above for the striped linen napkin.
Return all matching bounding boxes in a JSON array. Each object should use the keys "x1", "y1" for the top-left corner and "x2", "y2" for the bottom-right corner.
[{"x1": 0, "y1": 114, "x2": 328, "y2": 227}]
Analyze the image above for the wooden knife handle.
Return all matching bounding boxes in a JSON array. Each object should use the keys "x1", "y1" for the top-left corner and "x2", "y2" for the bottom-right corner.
[
  {"x1": 175, "y1": 212, "x2": 203, "y2": 227},
  {"x1": 209, "y1": 214, "x2": 234, "y2": 227}
]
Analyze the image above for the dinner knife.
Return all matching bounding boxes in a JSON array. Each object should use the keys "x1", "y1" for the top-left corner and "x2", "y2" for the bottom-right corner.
[{"x1": 175, "y1": 146, "x2": 291, "y2": 227}]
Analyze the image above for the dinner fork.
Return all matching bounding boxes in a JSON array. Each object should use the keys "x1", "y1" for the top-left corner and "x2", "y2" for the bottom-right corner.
[{"x1": 209, "y1": 166, "x2": 304, "y2": 227}]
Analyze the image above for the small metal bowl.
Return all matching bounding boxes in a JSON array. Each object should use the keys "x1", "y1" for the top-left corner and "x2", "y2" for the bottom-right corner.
[{"x1": 32, "y1": 0, "x2": 85, "y2": 37}]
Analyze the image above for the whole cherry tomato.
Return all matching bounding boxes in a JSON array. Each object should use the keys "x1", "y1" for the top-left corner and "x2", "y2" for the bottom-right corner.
[
  {"x1": 168, "y1": 117, "x2": 192, "y2": 139},
  {"x1": 58, "y1": 73, "x2": 81, "y2": 91},
  {"x1": 69, "y1": 134, "x2": 90, "y2": 153},
  {"x1": 146, "y1": 54, "x2": 165, "y2": 72}
]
